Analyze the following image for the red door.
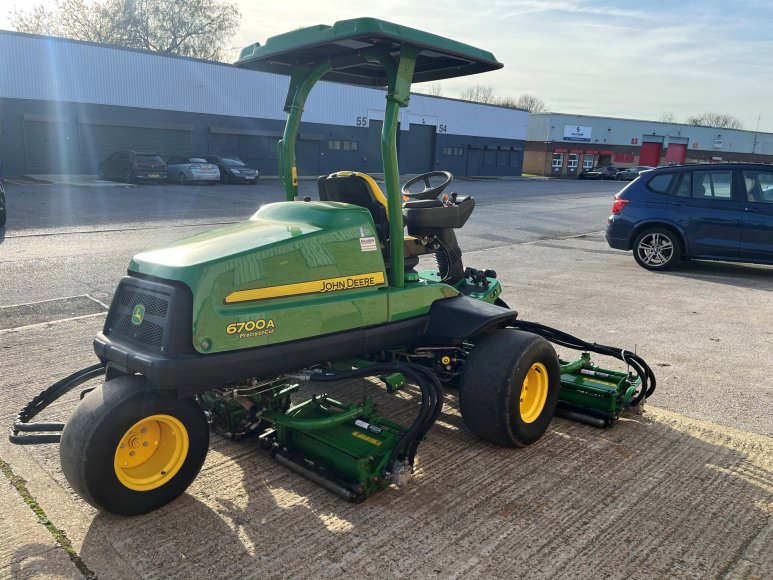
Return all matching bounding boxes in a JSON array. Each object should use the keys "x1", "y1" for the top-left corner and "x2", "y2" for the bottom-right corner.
[
  {"x1": 665, "y1": 143, "x2": 686, "y2": 164},
  {"x1": 640, "y1": 142, "x2": 662, "y2": 166}
]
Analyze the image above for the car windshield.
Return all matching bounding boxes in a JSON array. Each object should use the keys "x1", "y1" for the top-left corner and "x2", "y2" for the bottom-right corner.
[
  {"x1": 137, "y1": 154, "x2": 164, "y2": 163},
  {"x1": 221, "y1": 158, "x2": 246, "y2": 167},
  {"x1": 189, "y1": 158, "x2": 207, "y2": 163}
]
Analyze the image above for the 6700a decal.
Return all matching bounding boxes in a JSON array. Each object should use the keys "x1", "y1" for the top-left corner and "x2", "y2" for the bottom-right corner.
[{"x1": 226, "y1": 319, "x2": 276, "y2": 339}]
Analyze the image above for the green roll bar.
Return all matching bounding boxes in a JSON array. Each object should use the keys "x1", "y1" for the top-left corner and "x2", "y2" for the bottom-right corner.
[{"x1": 235, "y1": 17, "x2": 502, "y2": 288}]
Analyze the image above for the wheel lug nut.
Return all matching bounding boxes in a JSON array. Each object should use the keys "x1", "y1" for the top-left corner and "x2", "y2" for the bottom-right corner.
[{"x1": 129, "y1": 450, "x2": 135, "y2": 456}]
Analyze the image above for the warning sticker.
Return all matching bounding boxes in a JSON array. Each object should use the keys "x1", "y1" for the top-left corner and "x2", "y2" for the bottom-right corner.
[{"x1": 360, "y1": 237, "x2": 378, "y2": 252}]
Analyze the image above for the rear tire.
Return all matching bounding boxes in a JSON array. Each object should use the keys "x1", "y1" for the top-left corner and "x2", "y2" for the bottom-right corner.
[
  {"x1": 60, "y1": 375, "x2": 209, "y2": 515},
  {"x1": 459, "y1": 329, "x2": 560, "y2": 447},
  {"x1": 632, "y1": 227, "x2": 681, "y2": 271}
]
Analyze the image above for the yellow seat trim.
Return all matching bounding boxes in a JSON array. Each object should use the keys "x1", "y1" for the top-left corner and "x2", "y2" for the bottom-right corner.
[{"x1": 331, "y1": 171, "x2": 390, "y2": 216}]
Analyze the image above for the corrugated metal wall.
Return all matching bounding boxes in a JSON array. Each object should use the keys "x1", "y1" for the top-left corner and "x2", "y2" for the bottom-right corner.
[{"x1": 0, "y1": 31, "x2": 526, "y2": 140}]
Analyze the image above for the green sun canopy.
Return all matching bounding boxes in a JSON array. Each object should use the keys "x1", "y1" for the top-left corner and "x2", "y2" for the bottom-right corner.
[{"x1": 236, "y1": 17, "x2": 502, "y2": 86}]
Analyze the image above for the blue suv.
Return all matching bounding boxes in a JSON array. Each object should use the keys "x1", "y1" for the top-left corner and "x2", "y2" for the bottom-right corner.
[{"x1": 605, "y1": 163, "x2": 773, "y2": 270}]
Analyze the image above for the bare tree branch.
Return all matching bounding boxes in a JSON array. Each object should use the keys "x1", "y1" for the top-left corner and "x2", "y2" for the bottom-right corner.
[
  {"x1": 512, "y1": 94, "x2": 547, "y2": 113},
  {"x1": 460, "y1": 87, "x2": 548, "y2": 113},
  {"x1": 10, "y1": 0, "x2": 240, "y2": 61},
  {"x1": 460, "y1": 85, "x2": 497, "y2": 104},
  {"x1": 686, "y1": 112, "x2": 743, "y2": 129}
]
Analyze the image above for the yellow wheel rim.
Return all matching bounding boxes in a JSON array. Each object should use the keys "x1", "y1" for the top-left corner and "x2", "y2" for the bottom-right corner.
[
  {"x1": 519, "y1": 362, "x2": 549, "y2": 423},
  {"x1": 114, "y1": 414, "x2": 189, "y2": 492}
]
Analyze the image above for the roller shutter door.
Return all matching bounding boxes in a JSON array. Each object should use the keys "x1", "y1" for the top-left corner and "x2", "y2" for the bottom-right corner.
[
  {"x1": 639, "y1": 142, "x2": 662, "y2": 167},
  {"x1": 297, "y1": 139, "x2": 320, "y2": 176},
  {"x1": 80, "y1": 124, "x2": 192, "y2": 159},
  {"x1": 208, "y1": 133, "x2": 279, "y2": 169},
  {"x1": 367, "y1": 120, "x2": 384, "y2": 174},
  {"x1": 401, "y1": 124, "x2": 435, "y2": 174},
  {"x1": 466, "y1": 147, "x2": 482, "y2": 176},
  {"x1": 24, "y1": 120, "x2": 76, "y2": 173},
  {"x1": 208, "y1": 133, "x2": 239, "y2": 157},
  {"x1": 665, "y1": 143, "x2": 686, "y2": 164}
]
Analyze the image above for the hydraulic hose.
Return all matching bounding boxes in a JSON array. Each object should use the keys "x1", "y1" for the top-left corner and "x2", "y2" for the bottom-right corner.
[
  {"x1": 10, "y1": 363, "x2": 105, "y2": 444},
  {"x1": 510, "y1": 320, "x2": 656, "y2": 406}
]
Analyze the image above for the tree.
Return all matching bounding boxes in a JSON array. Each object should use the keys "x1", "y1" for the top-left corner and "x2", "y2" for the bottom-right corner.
[
  {"x1": 417, "y1": 82, "x2": 443, "y2": 97},
  {"x1": 512, "y1": 94, "x2": 547, "y2": 113},
  {"x1": 459, "y1": 85, "x2": 497, "y2": 104},
  {"x1": 460, "y1": 86, "x2": 547, "y2": 113},
  {"x1": 659, "y1": 112, "x2": 676, "y2": 123},
  {"x1": 11, "y1": 0, "x2": 241, "y2": 61},
  {"x1": 686, "y1": 112, "x2": 743, "y2": 130}
]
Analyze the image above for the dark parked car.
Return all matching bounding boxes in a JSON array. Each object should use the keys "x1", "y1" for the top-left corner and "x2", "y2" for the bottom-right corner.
[
  {"x1": 579, "y1": 165, "x2": 617, "y2": 180},
  {"x1": 203, "y1": 156, "x2": 259, "y2": 183},
  {"x1": 98, "y1": 150, "x2": 167, "y2": 183},
  {"x1": 606, "y1": 163, "x2": 773, "y2": 270}
]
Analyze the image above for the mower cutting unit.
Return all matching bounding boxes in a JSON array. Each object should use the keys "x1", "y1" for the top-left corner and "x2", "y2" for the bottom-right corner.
[{"x1": 10, "y1": 18, "x2": 655, "y2": 514}]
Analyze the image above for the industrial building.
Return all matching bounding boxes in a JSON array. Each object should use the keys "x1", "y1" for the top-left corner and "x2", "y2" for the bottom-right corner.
[
  {"x1": 525, "y1": 113, "x2": 773, "y2": 177},
  {"x1": 0, "y1": 30, "x2": 528, "y2": 178}
]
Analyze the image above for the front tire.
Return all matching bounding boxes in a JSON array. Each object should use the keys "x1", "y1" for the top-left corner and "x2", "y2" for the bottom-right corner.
[
  {"x1": 60, "y1": 376, "x2": 209, "y2": 515},
  {"x1": 633, "y1": 227, "x2": 681, "y2": 271},
  {"x1": 178, "y1": 173, "x2": 187, "y2": 185},
  {"x1": 459, "y1": 329, "x2": 560, "y2": 447}
]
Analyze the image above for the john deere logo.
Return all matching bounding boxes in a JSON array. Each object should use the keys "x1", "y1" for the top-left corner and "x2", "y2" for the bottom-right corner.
[{"x1": 131, "y1": 304, "x2": 146, "y2": 326}]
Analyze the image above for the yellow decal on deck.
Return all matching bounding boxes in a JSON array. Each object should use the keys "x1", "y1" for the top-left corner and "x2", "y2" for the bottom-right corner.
[
  {"x1": 351, "y1": 431, "x2": 382, "y2": 446},
  {"x1": 224, "y1": 272, "x2": 386, "y2": 304},
  {"x1": 291, "y1": 166, "x2": 298, "y2": 186}
]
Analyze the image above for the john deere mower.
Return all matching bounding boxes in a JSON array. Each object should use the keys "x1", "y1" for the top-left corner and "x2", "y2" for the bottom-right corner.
[{"x1": 10, "y1": 18, "x2": 654, "y2": 515}]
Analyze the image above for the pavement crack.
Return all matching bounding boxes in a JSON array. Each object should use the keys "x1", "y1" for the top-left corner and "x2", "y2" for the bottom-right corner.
[{"x1": 0, "y1": 457, "x2": 96, "y2": 579}]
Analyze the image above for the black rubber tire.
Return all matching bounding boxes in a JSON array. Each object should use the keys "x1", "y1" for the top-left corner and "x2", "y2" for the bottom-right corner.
[
  {"x1": 178, "y1": 173, "x2": 187, "y2": 185},
  {"x1": 632, "y1": 227, "x2": 682, "y2": 271},
  {"x1": 98, "y1": 167, "x2": 106, "y2": 180},
  {"x1": 60, "y1": 375, "x2": 209, "y2": 516},
  {"x1": 123, "y1": 170, "x2": 134, "y2": 184},
  {"x1": 459, "y1": 329, "x2": 560, "y2": 447}
]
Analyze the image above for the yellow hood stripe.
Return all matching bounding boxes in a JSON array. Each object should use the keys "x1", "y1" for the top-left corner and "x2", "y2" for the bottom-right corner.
[{"x1": 225, "y1": 271, "x2": 385, "y2": 303}]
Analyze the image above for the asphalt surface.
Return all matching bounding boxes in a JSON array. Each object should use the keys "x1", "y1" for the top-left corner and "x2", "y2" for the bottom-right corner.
[{"x1": 0, "y1": 176, "x2": 771, "y2": 578}]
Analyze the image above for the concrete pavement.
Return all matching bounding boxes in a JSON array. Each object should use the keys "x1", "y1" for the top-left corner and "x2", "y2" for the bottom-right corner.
[{"x1": 2, "y1": 234, "x2": 771, "y2": 579}]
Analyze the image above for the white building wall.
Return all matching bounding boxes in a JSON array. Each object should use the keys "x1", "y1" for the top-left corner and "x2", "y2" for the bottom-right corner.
[
  {"x1": 0, "y1": 31, "x2": 526, "y2": 140},
  {"x1": 533, "y1": 113, "x2": 773, "y2": 155}
]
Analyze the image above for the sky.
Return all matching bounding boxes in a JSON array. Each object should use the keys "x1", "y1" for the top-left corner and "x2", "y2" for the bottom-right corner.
[{"x1": 3, "y1": 0, "x2": 772, "y2": 132}]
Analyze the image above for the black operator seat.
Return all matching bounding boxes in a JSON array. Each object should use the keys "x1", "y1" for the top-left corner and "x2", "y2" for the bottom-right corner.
[{"x1": 318, "y1": 171, "x2": 390, "y2": 243}]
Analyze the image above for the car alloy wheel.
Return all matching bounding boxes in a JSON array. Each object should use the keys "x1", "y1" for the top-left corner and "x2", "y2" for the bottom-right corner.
[{"x1": 633, "y1": 228, "x2": 681, "y2": 271}]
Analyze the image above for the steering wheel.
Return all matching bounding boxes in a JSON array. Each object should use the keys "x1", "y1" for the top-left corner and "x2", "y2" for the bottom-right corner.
[{"x1": 401, "y1": 171, "x2": 453, "y2": 200}]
